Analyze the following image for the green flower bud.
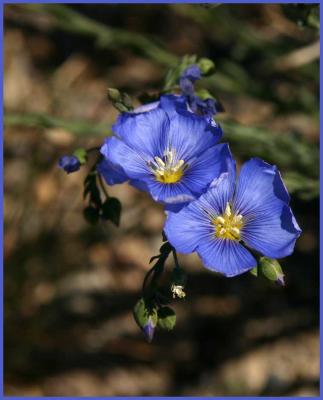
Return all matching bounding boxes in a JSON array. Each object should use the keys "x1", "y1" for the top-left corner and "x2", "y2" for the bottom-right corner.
[
  {"x1": 107, "y1": 88, "x2": 121, "y2": 102},
  {"x1": 197, "y1": 58, "x2": 215, "y2": 76},
  {"x1": 259, "y1": 257, "x2": 285, "y2": 286},
  {"x1": 73, "y1": 148, "x2": 88, "y2": 165}
]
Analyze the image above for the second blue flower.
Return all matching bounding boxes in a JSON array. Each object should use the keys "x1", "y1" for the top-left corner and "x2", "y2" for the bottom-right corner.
[{"x1": 101, "y1": 105, "x2": 229, "y2": 210}]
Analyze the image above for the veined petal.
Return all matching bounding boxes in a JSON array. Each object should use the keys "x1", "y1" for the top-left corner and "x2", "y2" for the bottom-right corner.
[
  {"x1": 197, "y1": 238, "x2": 257, "y2": 277},
  {"x1": 241, "y1": 203, "x2": 301, "y2": 258},
  {"x1": 167, "y1": 112, "x2": 219, "y2": 161},
  {"x1": 112, "y1": 107, "x2": 169, "y2": 157},
  {"x1": 233, "y1": 158, "x2": 301, "y2": 258},
  {"x1": 233, "y1": 158, "x2": 290, "y2": 216},
  {"x1": 160, "y1": 95, "x2": 223, "y2": 141},
  {"x1": 164, "y1": 201, "x2": 213, "y2": 253},
  {"x1": 183, "y1": 143, "x2": 232, "y2": 195},
  {"x1": 147, "y1": 179, "x2": 196, "y2": 206},
  {"x1": 159, "y1": 94, "x2": 187, "y2": 119},
  {"x1": 97, "y1": 159, "x2": 128, "y2": 185},
  {"x1": 101, "y1": 137, "x2": 150, "y2": 179},
  {"x1": 202, "y1": 148, "x2": 236, "y2": 215}
]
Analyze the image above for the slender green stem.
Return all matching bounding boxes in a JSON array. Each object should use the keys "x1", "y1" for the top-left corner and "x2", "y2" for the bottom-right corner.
[
  {"x1": 142, "y1": 241, "x2": 172, "y2": 297},
  {"x1": 97, "y1": 173, "x2": 109, "y2": 199},
  {"x1": 142, "y1": 265, "x2": 156, "y2": 296},
  {"x1": 172, "y1": 249, "x2": 180, "y2": 271}
]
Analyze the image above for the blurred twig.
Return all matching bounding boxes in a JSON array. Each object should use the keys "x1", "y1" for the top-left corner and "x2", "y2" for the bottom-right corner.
[
  {"x1": 274, "y1": 40, "x2": 320, "y2": 71},
  {"x1": 223, "y1": 120, "x2": 319, "y2": 200},
  {"x1": 21, "y1": 4, "x2": 179, "y2": 67},
  {"x1": 223, "y1": 120, "x2": 318, "y2": 176},
  {"x1": 5, "y1": 112, "x2": 319, "y2": 199},
  {"x1": 4, "y1": 112, "x2": 109, "y2": 136}
]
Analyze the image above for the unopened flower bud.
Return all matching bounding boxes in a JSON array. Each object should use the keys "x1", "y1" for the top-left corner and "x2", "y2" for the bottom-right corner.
[
  {"x1": 259, "y1": 257, "x2": 285, "y2": 286},
  {"x1": 143, "y1": 316, "x2": 156, "y2": 343},
  {"x1": 107, "y1": 88, "x2": 121, "y2": 102},
  {"x1": 58, "y1": 155, "x2": 81, "y2": 174}
]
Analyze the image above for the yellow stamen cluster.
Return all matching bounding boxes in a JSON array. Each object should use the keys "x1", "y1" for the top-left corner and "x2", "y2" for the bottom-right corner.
[
  {"x1": 148, "y1": 148, "x2": 188, "y2": 184},
  {"x1": 213, "y1": 203, "x2": 243, "y2": 240}
]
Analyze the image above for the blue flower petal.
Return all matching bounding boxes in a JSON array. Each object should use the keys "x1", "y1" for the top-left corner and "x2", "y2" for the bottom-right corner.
[
  {"x1": 129, "y1": 179, "x2": 149, "y2": 193},
  {"x1": 197, "y1": 238, "x2": 257, "y2": 277},
  {"x1": 97, "y1": 159, "x2": 128, "y2": 185},
  {"x1": 112, "y1": 107, "x2": 169, "y2": 158},
  {"x1": 233, "y1": 158, "x2": 290, "y2": 215},
  {"x1": 159, "y1": 94, "x2": 187, "y2": 119},
  {"x1": 160, "y1": 95, "x2": 223, "y2": 140},
  {"x1": 132, "y1": 101, "x2": 159, "y2": 114},
  {"x1": 241, "y1": 203, "x2": 301, "y2": 258},
  {"x1": 167, "y1": 113, "x2": 219, "y2": 161},
  {"x1": 182, "y1": 143, "x2": 231, "y2": 196},
  {"x1": 233, "y1": 158, "x2": 301, "y2": 258},
  {"x1": 164, "y1": 201, "x2": 213, "y2": 253},
  {"x1": 147, "y1": 179, "x2": 196, "y2": 206},
  {"x1": 205, "y1": 118, "x2": 223, "y2": 141},
  {"x1": 204, "y1": 150, "x2": 236, "y2": 213},
  {"x1": 101, "y1": 137, "x2": 150, "y2": 179}
]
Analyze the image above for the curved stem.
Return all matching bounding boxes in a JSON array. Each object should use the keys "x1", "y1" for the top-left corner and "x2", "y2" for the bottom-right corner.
[
  {"x1": 172, "y1": 249, "x2": 180, "y2": 270},
  {"x1": 142, "y1": 265, "x2": 156, "y2": 296},
  {"x1": 86, "y1": 146, "x2": 100, "y2": 154},
  {"x1": 97, "y1": 173, "x2": 109, "y2": 199}
]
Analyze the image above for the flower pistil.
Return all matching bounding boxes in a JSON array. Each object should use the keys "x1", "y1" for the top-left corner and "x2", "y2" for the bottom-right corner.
[
  {"x1": 148, "y1": 148, "x2": 189, "y2": 184},
  {"x1": 213, "y1": 203, "x2": 243, "y2": 240}
]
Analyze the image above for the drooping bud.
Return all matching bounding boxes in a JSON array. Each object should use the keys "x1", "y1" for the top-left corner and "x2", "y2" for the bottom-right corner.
[
  {"x1": 259, "y1": 257, "x2": 285, "y2": 286},
  {"x1": 58, "y1": 155, "x2": 81, "y2": 174},
  {"x1": 133, "y1": 298, "x2": 158, "y2": 343},
  {"x1": 276, "y1": 274, "x2": 285, "y2": 286},
  {"x1": 142, "y1": 316, "x2": 156, "y2": 343}
]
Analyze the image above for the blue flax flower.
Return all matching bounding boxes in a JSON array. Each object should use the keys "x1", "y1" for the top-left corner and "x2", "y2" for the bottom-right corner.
[
  {"x1": 100, "y1": 104, "x2": 229, "y2": 210},
  {"x1": 58, "y1": 155, "x2": 81, "y2": 174},
  {"x1": 164, "y1": 156, "x2": 301, "y2": 277}
]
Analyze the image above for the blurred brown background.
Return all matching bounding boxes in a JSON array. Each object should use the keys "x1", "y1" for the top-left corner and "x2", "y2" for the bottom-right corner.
[{"x1": 4, "y1": 3, "x2": 319, "y2": 396}]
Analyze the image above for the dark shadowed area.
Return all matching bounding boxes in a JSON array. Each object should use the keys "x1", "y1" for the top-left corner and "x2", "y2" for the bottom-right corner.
[{"x1": 4, "y1": 3, "x2": 319, "y2": 396}]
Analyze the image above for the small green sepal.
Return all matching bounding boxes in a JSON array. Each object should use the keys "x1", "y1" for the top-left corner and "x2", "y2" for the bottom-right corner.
[{"x1": 157, "y1": 307, "x2": 176, "y2": 331}]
